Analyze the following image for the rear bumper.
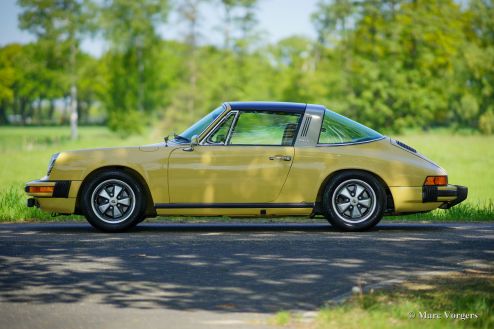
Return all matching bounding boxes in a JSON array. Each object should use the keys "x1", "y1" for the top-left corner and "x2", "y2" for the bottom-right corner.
[{"x1": 422, "y1": 184, "x2": 468, "y2": 209}]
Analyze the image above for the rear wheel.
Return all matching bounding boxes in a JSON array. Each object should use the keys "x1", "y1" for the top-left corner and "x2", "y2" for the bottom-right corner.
[
  {"x1": 322, "y1": 171, "x2": 385, "y2": 231},
  {"x1": 81, "y1": 170, "x2": 146, "y2": 232}
]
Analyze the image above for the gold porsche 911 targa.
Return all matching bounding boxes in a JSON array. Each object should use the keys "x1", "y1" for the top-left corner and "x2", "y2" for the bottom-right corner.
[{"x1": 25, "y1": 102, "x2": 467, "y2": 232}]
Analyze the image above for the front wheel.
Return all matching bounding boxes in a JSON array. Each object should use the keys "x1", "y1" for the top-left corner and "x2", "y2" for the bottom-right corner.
[
  {"x1": 322, "y1": 171, "x2": 385, "y2": 231},
  {"x1": 81, "y1": 170, "x2": 146, "y2": 232}
]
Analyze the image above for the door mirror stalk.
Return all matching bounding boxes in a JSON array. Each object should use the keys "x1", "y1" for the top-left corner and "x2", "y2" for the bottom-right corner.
[{"x1": 183, "y1": 135, "x2": 199, "y2": 152}]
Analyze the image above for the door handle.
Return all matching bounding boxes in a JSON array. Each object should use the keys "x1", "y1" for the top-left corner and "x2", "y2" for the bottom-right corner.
[{"x1": 269, "y1": 155, "x2": 292, "y2": 161}]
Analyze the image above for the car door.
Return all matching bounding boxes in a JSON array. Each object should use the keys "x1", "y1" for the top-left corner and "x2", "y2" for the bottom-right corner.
[{"x1": 168, "y1": 110, "x2": 302, "y2": 204}]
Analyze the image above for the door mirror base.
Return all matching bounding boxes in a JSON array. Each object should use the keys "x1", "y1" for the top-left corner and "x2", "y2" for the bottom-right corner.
[{"x1": 183, "y1": 135, "x2": 199, "y2": 152}]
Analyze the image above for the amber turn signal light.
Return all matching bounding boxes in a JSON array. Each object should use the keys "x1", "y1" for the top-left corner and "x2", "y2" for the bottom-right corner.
[
  {"x1": 424, "y1": 176, "x2": 448, "y2": 186},
  {"x1": 28, "y1": 186, "x2": 54, "y2": 193}
]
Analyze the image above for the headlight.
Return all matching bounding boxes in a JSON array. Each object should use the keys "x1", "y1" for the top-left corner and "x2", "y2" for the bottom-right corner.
[{"x1": 47, "y1": 153, "x2": 60, "y2": 176}]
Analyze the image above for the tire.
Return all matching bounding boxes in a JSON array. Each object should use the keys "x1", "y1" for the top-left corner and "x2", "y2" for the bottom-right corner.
[
  {"x1": 322, "y1": 171, "x2": 385, "y2": 231},
  {"x1": 80, "y1": 170, "x2": 146, "y2": 232}
]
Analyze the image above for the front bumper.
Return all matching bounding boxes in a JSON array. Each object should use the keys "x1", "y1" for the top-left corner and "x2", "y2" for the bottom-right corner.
[
  {"x1": 25, "y1": 180, "x2": 79, "y2": 214},
  {"x1": 422, "y1": 184, "x2": 468, "y2": 209},
  {"x1": 25, "y1": 180, "x2": 72, "y2": 200}
]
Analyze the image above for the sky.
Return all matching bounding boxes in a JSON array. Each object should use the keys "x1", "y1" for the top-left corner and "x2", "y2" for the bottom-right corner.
[{"x1": 0, "y1": 0, "x2": 319, "y2": 57}]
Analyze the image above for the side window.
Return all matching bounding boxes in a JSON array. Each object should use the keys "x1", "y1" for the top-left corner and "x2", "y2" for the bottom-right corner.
[
  {"x1": 318, "y1": 109, "x2": 382, "y2": 144},
  {"x1": 229, "y1": 111, "x2": 301, "y2": 146},
  {"x1": 206, "y1": 113, "x2": 236, "y2": 145}
]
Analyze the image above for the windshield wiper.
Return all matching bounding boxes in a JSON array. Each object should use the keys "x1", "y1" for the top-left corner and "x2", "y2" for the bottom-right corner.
[{"x1": 173, "y1": 134, "x2": 190, "y2": 143}]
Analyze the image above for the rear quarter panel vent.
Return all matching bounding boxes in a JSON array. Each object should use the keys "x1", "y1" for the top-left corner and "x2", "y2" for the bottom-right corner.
[
  {"x1": 301, "y1": 116, "x2": 312, "y2": 137},
  {"x1": 390, "y1": 138, "x2": 443, "y2": 169},
  {"x1": 396, "y1": 140, "x2": 417, "y2": 153}
]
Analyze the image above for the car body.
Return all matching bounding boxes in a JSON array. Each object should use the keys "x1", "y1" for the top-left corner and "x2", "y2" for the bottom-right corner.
[{"x1": 25, "y1": 102, "x2": 467, "y2": 232}]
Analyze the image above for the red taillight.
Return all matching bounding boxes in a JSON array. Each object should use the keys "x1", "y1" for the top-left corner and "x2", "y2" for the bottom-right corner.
[{"x1": 424, "y1": 176, "x2": 448, "y2": 186}]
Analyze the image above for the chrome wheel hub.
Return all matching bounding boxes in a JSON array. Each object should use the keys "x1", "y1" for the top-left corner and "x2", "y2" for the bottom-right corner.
[
  {"x1": 331, "y1": 179, "x2": 376, "y2": 224},
  {"x1": 90, "y1": 179, "x2": 136, "y2": 224}
]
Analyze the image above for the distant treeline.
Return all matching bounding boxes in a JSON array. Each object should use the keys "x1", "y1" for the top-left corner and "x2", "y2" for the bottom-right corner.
[{"x1": 0, "y1": 0, "x2": 493, "y2": 136}]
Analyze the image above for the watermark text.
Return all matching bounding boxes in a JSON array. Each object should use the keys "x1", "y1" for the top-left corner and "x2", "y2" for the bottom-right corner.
[{"x1": 408, "y1": 311, "x2": 479, "y2": 320}]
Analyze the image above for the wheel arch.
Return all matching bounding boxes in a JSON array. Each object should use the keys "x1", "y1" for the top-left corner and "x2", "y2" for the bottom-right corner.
[
  {"x1": 315, "y1": 169, "x2": 395, "y2": 214},
  {"x1": 75, "y1": 165, "x2": 156, "y2": 217}
]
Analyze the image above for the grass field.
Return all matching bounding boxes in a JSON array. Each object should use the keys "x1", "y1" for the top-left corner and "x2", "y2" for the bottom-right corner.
[
  {"x1": 0, "y1": 126, "x2": 151, "y2": 221},
  {"x1": 388, "y1": 132, "x2": 494, "y2": 221},
  {"x1": 271, "y1": 270, "x2": 494, "y2": 328},
  {"x1": 0, "y1": 126, "x2": 492, "y2": 221}
]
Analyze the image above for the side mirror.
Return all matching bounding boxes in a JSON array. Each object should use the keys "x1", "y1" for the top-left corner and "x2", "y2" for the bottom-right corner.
[
  {"x1": 183, "y1": 135, "x2": 199, "y2": 152},
  {"x1": 191, "y1": 135, "x2": 199, "y2": 146}
]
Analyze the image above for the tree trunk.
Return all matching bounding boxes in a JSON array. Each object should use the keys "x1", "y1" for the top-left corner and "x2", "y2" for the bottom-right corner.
[
  {"x1": 26, "y1": 99, "x2": 34, "y2": 124},
  {"x1": 70, "y1": 84, "x2": 78, "y2": 139},
  {"x1": 136, "y1": 36, "x2": 145, "y2": 113},
  {"x1": 80, "y1": 98, "x2": 92, "y2": 124},
  {"x1": 0, "y1": 100, "x2": 8, "y2": 124},
  {"x1": 36, "y1": 97, "x2": 43, "y2": 124},
  {"x1": 180, "y1": 0, "x2": 200, "y2": 115},
  {"x1": 48, "y1": 99, "x2": 55, "y2": 122},
  {"x1": 223, "y1": 2, "x2": 232, "y2": 49},
  {"x1": 12, "y1": 92, "x2": 18, "y2": 121},
  {"x1": 19, "y1": 97, "x2": 27, "y2": 125},
  {"x1": 190, "y1": 23, "x2": 197, "y2": 116},
  {"x1": 188, "y1": 55, "x2": 197, "y2": 115},
  {"x1": 69, "y1": 41, "x2": 78, "y2": 140}
]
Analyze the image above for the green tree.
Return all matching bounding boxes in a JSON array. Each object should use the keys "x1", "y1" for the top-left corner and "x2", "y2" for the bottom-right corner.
[
  {"x1": 312, "y1": 0, "x2": 354, "y2": 47},
  {"x1": 99, "y1": 0, "x2": 169, "y2": 135},
  {"x1": 175, "y1": 0, "x2": 209, "y2": 116},
  {"x1": 77, "y1": 53, "x2": 108, "y2": 124},
  {"x1": 310, "y1": 0, "x2": 469, "y2": 132},
  {"x1": 0, "y1": 46, "x2": 16, "y2": 123},
  {"x1": 456, "y1": 0, "x2": 494, "y2": 129},
  {"x1": 18, "y1": 0, "x2": 92, "y2": 138},
  {"x1": 0, "y1": 43, "x2": 65, "y2": 125}
]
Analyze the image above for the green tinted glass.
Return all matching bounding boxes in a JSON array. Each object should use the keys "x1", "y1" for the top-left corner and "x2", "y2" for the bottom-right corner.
[
  {"x1": 318, "y1": 109, "x2": 382, "y2": 144},
  {"x1": 230, "y1": 111, "x2": 300, "y2": 146},
  {"x1": 207, "y1": 113, "x2": 235, "y2": 144},
  {"x1": 179, "y1": 106, "x2": 224, "y2": 140}
]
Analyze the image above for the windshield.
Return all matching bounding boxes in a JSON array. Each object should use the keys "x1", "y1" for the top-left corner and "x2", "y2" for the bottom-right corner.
[
  {"x1": 318, "y1": 109, "x2": 382, "y2": 144},
  {"x1": 176, "y1": 106, "x2": 225, "y2": 142}
]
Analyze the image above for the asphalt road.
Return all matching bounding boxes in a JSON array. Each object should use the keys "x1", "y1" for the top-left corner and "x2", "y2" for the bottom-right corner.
[{"x1": 0, "y1": 221, "x2": 493, "y2": 329}]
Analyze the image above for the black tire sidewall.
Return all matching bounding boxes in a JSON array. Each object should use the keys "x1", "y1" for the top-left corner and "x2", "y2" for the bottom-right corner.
[
  {"x1": 323, "y1": 171, "x2": 385, "y2": 231},
  {"x1": 81, "y1": 170, "x2": 146, "y2": 232}
]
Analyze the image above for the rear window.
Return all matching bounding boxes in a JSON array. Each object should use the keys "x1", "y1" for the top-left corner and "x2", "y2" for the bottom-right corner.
[{"x1": 318, "y1": 109, "x2": 382, "y2": 144}]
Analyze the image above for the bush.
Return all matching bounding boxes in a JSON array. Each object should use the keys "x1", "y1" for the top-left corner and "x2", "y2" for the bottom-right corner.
[
  {"x1": 108, "y1": 110, "x2": 145, "y2": 137},
  {"x1": 479, "y1": 110, "x2": 494, "y2": 135}
]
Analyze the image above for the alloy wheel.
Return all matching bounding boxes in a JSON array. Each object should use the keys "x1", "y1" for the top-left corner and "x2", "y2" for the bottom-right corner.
[
  {"x1": 90, "y1": 179, "x2": 136, "y2": 224},
  {"x1": 331, "y1": 179, "x2": 376, "y2": 224}
]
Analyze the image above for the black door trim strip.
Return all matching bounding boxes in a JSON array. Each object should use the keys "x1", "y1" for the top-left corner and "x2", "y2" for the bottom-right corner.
[{"x1": 154, "y1": 202, "x2": 314, "y2": 209}]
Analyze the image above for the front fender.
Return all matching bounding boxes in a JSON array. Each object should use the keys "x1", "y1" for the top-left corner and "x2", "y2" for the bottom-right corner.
[{"x1": 49, "y1": 146, "x2": 171, "y2": 204}]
